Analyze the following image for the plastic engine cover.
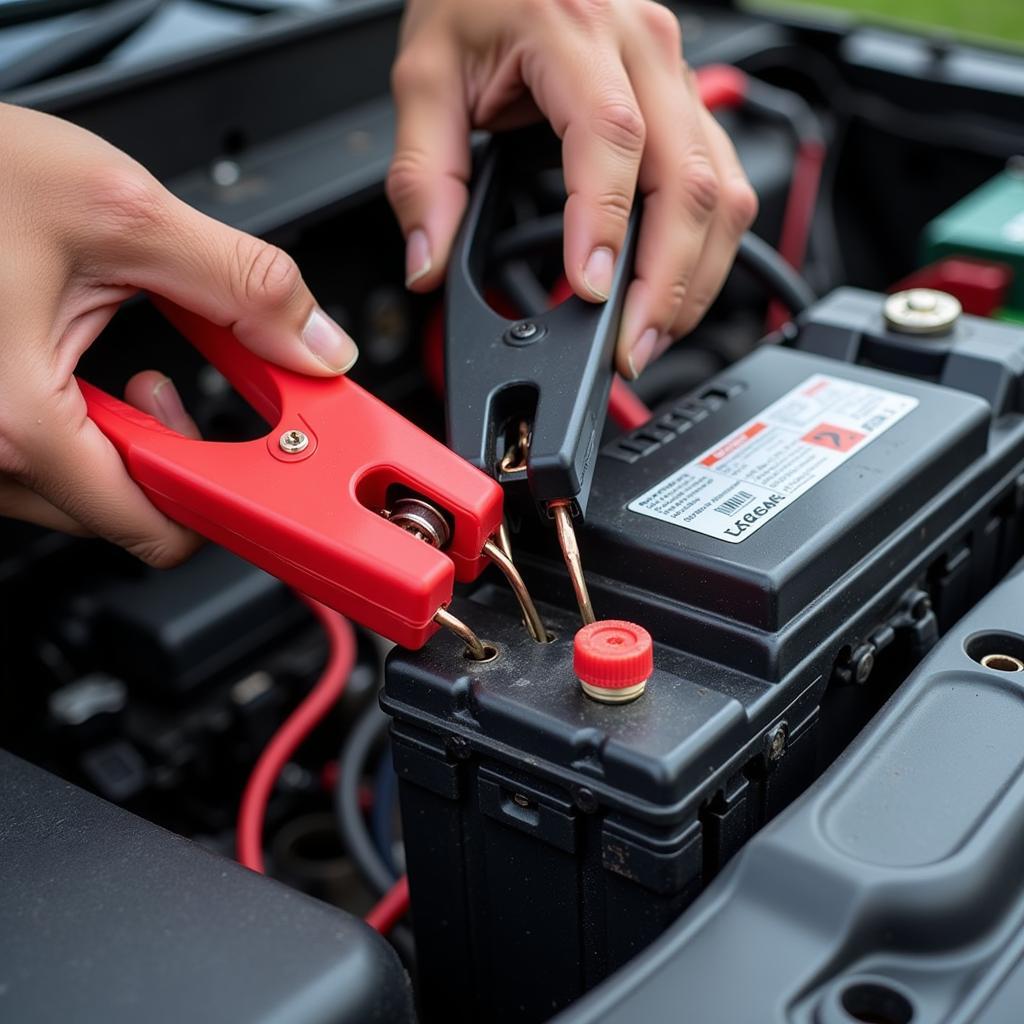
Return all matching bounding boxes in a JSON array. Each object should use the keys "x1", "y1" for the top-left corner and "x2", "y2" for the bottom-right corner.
[{"x1": 0, "y1": 751, "x2": 415, "y2": 1024}]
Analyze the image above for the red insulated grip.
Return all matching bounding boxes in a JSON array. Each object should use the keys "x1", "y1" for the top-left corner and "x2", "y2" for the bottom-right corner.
[{"x1": 81, "y1": 304, "x2": 503, "y2": 649}]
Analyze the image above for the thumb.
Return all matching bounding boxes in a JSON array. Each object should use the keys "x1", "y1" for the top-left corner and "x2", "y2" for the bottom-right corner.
[{"x1": 122, "y1": 191, "x2": 358, "y2": 376}]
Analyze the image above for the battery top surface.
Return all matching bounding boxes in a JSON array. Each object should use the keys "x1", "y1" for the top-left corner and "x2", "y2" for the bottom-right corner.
[
  {"x1": 583, "y1": 346, "x2": 990, "y2": 632},
  {"x1": 385, "y1": 344, "x2": 1001, "y2": 812}
]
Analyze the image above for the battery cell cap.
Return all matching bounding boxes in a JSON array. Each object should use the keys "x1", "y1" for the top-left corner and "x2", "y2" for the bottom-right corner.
[{"x1": 574, "y1": 620, "x2": 653, "y2": 704}]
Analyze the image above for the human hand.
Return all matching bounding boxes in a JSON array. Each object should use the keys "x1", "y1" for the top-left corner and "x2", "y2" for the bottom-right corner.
[
  {"x1": 387, "y1": 0, "x2": 757, "y2": 379},
  {"x1": 0, "y1": 104, "x2": 357, "y2": 566}
]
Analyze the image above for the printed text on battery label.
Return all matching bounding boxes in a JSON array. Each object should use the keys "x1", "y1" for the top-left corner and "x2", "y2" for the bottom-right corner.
[{"x1": 628, "y1": 374, "x2": 918, "y2": 543}]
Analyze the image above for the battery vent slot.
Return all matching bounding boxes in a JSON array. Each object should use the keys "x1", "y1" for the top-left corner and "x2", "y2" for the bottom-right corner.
[{"x1": 602, "y1": 382, "x2": 745, "y2": 464}]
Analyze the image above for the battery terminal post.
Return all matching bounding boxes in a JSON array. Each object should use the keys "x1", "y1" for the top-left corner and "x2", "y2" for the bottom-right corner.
[{"x1": 383, "y1": 494, "x2": 547, "y2": 656}]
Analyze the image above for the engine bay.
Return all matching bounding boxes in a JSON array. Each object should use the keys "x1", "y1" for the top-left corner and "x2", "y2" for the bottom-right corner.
[{"x1": 3, "y1": 3, "x2": 1024, "y2": 1023}]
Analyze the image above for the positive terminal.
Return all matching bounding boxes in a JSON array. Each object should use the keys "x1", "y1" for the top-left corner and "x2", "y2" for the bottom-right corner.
[{"x1": 883, "y1": 289, "x2": 961, "y2": 336}]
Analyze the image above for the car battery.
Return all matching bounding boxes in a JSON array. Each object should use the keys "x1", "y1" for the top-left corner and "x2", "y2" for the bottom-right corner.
[{"x1": 383, "y1": 290, "x2": 1024, "y2": 1024}]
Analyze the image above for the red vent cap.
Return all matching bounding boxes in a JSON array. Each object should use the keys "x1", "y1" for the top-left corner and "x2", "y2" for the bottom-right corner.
[{"x1": 574, "y1": 620, "x2": 653, "y2": 693}]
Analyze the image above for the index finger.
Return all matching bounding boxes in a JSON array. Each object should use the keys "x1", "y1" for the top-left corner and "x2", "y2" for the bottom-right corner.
[{"x1": 521, "y1": 35, "x2": 646, "y2": 304}]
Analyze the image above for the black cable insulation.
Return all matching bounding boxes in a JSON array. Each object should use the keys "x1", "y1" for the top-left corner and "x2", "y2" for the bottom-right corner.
[
  {"x1": 490, "y1": 217, "x2": 817, "y2": 316},
  {"x1": 335, "y1": 700, "x2": 395, "y2": 897}
]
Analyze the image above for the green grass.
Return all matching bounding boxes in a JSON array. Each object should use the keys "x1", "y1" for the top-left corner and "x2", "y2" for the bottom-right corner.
[{"x1": 745, "y1": 0, "x2": 1024, "y2": 47}]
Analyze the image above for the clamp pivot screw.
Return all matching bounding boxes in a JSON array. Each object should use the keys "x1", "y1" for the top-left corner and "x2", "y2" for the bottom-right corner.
[
  {"x1": 278, "y1": 429, "x2": 309, "y2": 454},
  {"x1": 504, "y1": 320, "x2": 545, "y2": 346}
]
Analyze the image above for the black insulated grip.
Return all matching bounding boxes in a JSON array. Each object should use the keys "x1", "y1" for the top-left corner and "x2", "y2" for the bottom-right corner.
[{"x1": 444, "y1": 124, "x2": 638, "y2": 518}]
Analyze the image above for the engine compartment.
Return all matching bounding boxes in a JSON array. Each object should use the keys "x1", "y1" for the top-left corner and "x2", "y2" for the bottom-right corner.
[{"x1": 2, "y1": 3, "x2": 1024, "y2": 1022}]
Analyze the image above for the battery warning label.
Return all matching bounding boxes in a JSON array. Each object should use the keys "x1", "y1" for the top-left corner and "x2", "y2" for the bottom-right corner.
[{"x1": 628, "y1": 374, "x2": 918, "y2": 543}]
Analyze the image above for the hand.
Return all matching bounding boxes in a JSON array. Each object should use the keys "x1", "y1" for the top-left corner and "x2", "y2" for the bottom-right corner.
[
  {"x1": 0, "y1": 104, "x2": 357, "y2": 566},
  {"x1": 387, "y1": 0, "x2": 758, "y2": 379}
]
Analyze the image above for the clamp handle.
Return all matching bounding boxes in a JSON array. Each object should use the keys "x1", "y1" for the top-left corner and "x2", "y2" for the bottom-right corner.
[
  {"x1": 80, "y1": 302, "x2": 503, "y2": 649},
  {"x1": 445, "y1": 126, "x2": 638, "y2": 518}
]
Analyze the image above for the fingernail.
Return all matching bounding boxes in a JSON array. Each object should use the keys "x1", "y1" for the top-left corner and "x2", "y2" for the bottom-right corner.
[
  {"x1": 302, "y1": 307, "x2": 359, "y2": 372},
  {"x1": 582, "y1": 247, "x2": 615, "y2": 301},
  {"x1": 151, "y1": 377, "x2": 192, "y2": 434},
  {"x1": 627, "y1": 328, "x2": 659, "y2": 381},
  {"x1": 405, "y1": 229, "x2": 432, "y2": 287}
]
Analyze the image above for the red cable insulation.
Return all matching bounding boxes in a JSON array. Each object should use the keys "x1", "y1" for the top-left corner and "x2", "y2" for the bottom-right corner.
[
  {"x1": 365, "y1": 875, "x2": 412, "y2": 935},
  {"x1": 765, "y1": 139, "x2": 826, "y2": 332},
  {"x1": 608, "y1": 377, "x2": 653, "y2": 431},
  {"x1": 694, "y1": 63, "x2": 748, "y2": 111},
  {"x1": 236, "y1": 597, "x2": 413, "y2": 931},
  {"x1": 236, "y1": 598, "x2": 357, "y2": 874}
]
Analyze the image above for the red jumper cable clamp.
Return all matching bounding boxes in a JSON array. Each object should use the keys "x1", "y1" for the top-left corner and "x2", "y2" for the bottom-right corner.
[{"x1": 79, "y1": 302, "x2": 545, "y2": 656}]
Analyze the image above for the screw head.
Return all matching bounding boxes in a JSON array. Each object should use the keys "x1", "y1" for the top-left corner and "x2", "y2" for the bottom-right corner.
[
  {"x1": 853, "y1": 645, "x2": 876, "y2": 685},
  {"x1": 766, "y1": 722, "x2": 788, "y2": 763},
  {"x1": 884, "y1": 289, "x2": 961, "y2": 336},
  {"x1": 446, "y1": 735, "x2": 471, "y2": 760},
  {"x1": 510, "y1": 320, "x2": 537, "y2": 340},
  {"x1": 278, "y1": 429, "x2": 309, "y2": 454},
  {"x1": 504, "y1": 320, "x2": 545, "y2": 346},
  {"x1": 573, "y1": 786, "x2": 599, "y2": 814},
  {"x1": 835, "y1": 642, "x2": 878, "y2": 686}
]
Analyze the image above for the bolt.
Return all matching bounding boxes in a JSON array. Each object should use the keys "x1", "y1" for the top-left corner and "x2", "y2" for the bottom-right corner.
[
  {"x1": 573, "y1": 787, "x2": 599, "y2": 814},
  {"x1": 852, "y1": 643, "x2": 876, "y2": 685},
  {"x1": 512, "y1": 793, "x2": 532, "y2": 809},
  {"x1": 279, "y1": 429, "x2": 309, "y2": 454},
  {"x1": 766, "y1": 722, "x2": 788, "y2": 763},
  {"x1": 446, "y1": 735, "x2": 471, "y2": 760}
]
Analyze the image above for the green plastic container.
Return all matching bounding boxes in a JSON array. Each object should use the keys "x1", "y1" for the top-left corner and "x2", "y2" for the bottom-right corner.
[{"x1": 923, "y1": 167, "x2": 1024, "y2": 313}]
